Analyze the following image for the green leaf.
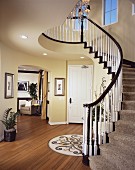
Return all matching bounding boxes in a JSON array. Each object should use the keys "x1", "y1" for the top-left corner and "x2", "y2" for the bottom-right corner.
[{"x1": 0, "y1": 108, "x2": 19, "y2": 130}]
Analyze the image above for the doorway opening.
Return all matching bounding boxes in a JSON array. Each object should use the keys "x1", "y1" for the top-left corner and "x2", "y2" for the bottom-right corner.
[{"x1": 17, "y1": 65, "x2": 50, "y2": 120}]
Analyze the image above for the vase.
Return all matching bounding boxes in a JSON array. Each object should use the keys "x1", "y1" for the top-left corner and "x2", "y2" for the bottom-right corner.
[{"x1": 4, "y1": 129, "x2": 16, "y2": 142}]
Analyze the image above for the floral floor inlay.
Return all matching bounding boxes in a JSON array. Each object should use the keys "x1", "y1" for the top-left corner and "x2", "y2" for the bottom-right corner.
[{"x1": 48, "y1": 134, "x2": 83, "y2": 156}]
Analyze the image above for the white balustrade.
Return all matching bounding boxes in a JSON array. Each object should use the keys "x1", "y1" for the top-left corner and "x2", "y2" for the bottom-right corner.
[{"x1": 44, "y1": 17, "x2": 122, "y2": 161}]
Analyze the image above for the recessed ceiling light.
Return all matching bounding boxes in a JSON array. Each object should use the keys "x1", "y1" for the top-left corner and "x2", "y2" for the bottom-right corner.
[
  {"x1": 80, "y1": 57, "x2": 84, "y2": 59},
  {"x1": 43, "y1": 53, "x2": 47, "y2": 56},
  {"x1": 20, "y1": 35, "x2": 28, "y2": 39}
]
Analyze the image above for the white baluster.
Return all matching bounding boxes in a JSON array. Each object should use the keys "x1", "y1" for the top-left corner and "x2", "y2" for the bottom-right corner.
[
  {"x1": 97, "y1": 29, "x2": 100, "y2": 56},
  {"x1": 114, "y1": 43, "x2": 117, "y2": 73},
  {"x1": 89, "y1": 22, "x2": 92, "y2": 46},
  {"x1": 62, "y1": 25, "x2": 64, "y2": 40},
  {"x1": 68, "y1": 20, "x2": 70, "y2": 41},
  {"x1": 94, "y1": 105, "x2": 97, "y2": 156},
  {"x1": 83, "y1": 19, "x2": 86, "y2": 42},
  {"x1": 107, "y1": 93, "x2": 110, "y2": 133},
  {"x1": 100, "y1": 31, "x2": 103, "y2": 58},
  {"x1": 118, "y1": 66, "x2": 122, "y2": 111},
  {"x1": 95, "y1": 28, "x2": 98, "y2": 52},
  {"x1": 93, "y1": 25, "x2": 95, "y2": 52},
  {"x1": 60, "y1": 25, "x2": 62, "y2": 40},
  {"x1": 87, "y1": 20, "x2": 89, "y2": 46},
  {"x1": 102, "y1": 33, "x2": 105, "y2": 61},
  {"x1": 110, "y1": 40, "x2": 112, "y2": 68},
  {"x1": 112, "y1": 85, "x2": 116, "y2": 122},
  {"x1": 50, "y1": 28, "x2": 52, "y2": 38},
  {"x1": 111, "y1": 42, "x2": 114, "y2": 72},
  {"x1": 83, "y1": 106, "x2": 89, "y2": 155},
  {"x1": 47, "y1": 29, "x2": 49, "y2": 36},
  {"x1": 106, "y1": 36, "x2": 108, "y2": 63},
  {"x1": 109, "y1": 90, "x2": 113, "y2": 132},
  {"x1": 53, "y1": 27, "x2": 55, "y2": 39},
  {"x1": 108, "y1": 38, "x2": 110, "y2": 67},
  {"x1": 115, "y1": 80, "x2": 118, "y2": 121},
  {"x1": 89, "y1": 107, "x2": 93, "y2": 156},
  {"x1": 98, "y1": 102, "x2": 102, "y2": 145},
  {"x1": 65, "y1": 19, "x2": 67, "y2": 41},
  {"x1": 54, "y1": 27, "x2": 56, "y2": 39},
  {"x1": 56, "y1": 27, "x2": 58, "y2": 39},
  {"x1": 103, "y1": 99, "x2": 106, "y2": 144},
  {"x1": 78, "y1": 22, "x2": 81, "y2": 42},
  {"x1": 105, "y1": 35, "x2": 108, "y2": 62},
  {"x1": 72, "y1": 19, "x2": 74, "y2": 42}
]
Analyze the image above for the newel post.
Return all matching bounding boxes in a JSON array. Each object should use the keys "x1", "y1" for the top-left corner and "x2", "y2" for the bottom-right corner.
[{"x1": 82, "y1": 104, "x2": 90, "y2": 166}]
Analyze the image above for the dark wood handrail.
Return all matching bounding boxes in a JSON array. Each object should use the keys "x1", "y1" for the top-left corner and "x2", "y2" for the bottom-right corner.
[
  {"x1": 42, "y1": 17, "x2": 123, "y2": 108},
  {"x1": 84, "y1": 18, "x2": 123, "y2": 107},
  {"x1": 42, "y1": 33, "x2": 85, "y2": 45}
]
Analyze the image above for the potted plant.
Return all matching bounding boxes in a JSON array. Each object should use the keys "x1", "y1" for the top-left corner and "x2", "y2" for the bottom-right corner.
[
  {"x1": 0, "y1": 108, "x2": 19, "y2": 142},
  {"x1": 28, "y1": 83, "x2": 38, "y2": 105}
]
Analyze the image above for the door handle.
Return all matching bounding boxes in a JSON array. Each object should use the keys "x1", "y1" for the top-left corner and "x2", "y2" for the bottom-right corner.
[{"x1": 69, "y1": 98, "x2": 72, "y2": 104}]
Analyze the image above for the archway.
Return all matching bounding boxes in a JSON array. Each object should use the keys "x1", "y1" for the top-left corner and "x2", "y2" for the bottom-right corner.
[{"x1": 17, "y1": 65, "x2": 50, "y2": 120}]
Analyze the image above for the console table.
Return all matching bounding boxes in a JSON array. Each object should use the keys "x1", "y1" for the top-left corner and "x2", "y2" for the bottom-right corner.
[{"x1": 31, "y1": 105, "x2": 41, "y2": 115}]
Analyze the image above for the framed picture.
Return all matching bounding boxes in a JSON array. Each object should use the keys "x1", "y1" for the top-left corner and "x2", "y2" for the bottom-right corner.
[
  {"x1": 54, "y1": 78, "x2": 65, "y2": 96},
  {"x1": 18, "y1": 81, "x2": 29, "y2": 91},
  {"x1": 5, "y1": 73, "x2": 14, "y2": 99}
]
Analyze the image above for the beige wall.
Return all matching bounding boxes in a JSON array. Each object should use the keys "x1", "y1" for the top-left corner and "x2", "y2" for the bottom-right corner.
[
  {"x1": 0, "y1": 40, "x2": 112, "y2": 140},
  {"x1": 3, "y1": 0, "x2": 129, "y2": 137},
  {"x1": 0, "y1": 42, "x2": 67, "y2": 140},
  {"x1": 89, "y1": 0, "x2": 135, "y2": 61},
  {"x1": 1, "y1": 0, "x2": 133, "y2": 140}
]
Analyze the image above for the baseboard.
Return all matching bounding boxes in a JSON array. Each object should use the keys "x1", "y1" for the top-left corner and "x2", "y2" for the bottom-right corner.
[{"x1": 48, "y1": 121, "x2": 67, "y2": 125}]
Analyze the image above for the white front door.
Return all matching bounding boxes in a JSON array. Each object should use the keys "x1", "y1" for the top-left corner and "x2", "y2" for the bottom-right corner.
[{"x1": 68, "y1": 65, "x2": 93, "y2": 123}]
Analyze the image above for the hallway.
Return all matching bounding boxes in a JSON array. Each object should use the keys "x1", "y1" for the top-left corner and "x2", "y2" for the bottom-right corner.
[{"x1": 0, "y1": 116, "x2": 91, "y2": 170}]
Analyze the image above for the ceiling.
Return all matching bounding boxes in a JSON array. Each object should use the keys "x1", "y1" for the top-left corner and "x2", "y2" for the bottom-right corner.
[
  {"x1": 0, "y1": 0, "x2": 134, "y2": 62},
  {"x1": 0, "y1": 0, "x2": 87, "y2": 61}
]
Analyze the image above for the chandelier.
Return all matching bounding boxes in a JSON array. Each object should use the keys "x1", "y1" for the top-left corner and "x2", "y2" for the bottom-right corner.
[{"x1": 68, "y1": 0, "x2": 90, "y2": 19}]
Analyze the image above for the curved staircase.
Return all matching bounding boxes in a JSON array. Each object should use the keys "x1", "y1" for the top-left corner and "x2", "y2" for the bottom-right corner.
[
  {"x1": 90, "y1": 64, "x2": 135, "y2": 170},
  {"x1": 37, "y1": 1, "x2": 135, "y2": 169}
]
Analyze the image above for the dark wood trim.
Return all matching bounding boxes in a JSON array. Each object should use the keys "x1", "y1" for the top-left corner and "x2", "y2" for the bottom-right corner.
[
  {"x1": 86, "y1": 18, "x2": 123, "y2": 107},
  {"x1": 123, "y1": 59, "x2": 135, "y2": 68},
  {"x1": 18, "y1": 70, "x2": 39, "y2": 74},
  {"x1": 83, "y1": 18, "x2": 123, "y2": 160},
  {"x1": 42, "y1": 33, "x2": 85, "y2": 45},
  {"x1": 39, "y1": 70, "x2": 43, "y2": 100},
  {"x1": 43, "y1": 17, "x2": 123, "y2": 107},
  {"x1": 82, "y1": 154, "x2": 89, "y2": 166}
]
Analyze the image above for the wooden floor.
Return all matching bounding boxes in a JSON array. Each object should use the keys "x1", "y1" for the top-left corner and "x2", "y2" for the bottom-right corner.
[{"x1": 0, "y1": 116, "x2": 91, "y2": 170}]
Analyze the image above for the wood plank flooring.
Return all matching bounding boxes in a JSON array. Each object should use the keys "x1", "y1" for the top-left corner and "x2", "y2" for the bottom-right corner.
[{"x1": 0, "y1": 116, "x2": 91, "y2": 170}]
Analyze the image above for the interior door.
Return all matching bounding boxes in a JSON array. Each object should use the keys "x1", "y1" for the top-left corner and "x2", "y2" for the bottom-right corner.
[{"x1": 68, "y1": 65, "x2": 93, "y2": 123}]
